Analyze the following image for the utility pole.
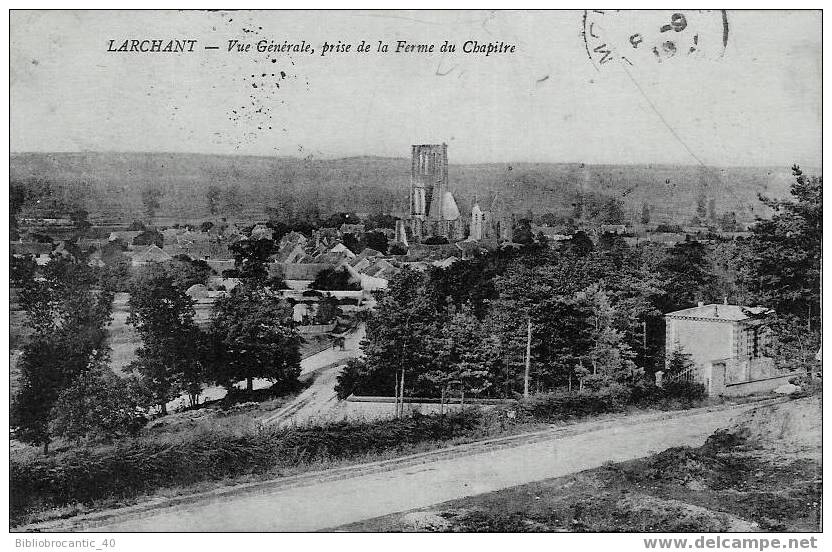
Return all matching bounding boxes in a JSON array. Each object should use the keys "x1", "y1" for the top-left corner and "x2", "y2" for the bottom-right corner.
[
  {"x1": 394, "y1": 371, "x2": 400, "y2": 418},
  {"x1": 396, "y1": 310, "x2": 414, "y2": 418},
  {"x1": 524, "y1": 317, "x2": 531, "y2": 398},
  {"x1": 399, "y1": 367, "x2": 406, "y2": 418}
]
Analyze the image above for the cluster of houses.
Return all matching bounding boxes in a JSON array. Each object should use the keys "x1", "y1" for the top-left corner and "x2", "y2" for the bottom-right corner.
[
  {"x1": 12, "y1": 217, "x2": 413, "y2": 293},
  {"x1": 267, "y1": 229, "x2": 400, "y2": 291}
]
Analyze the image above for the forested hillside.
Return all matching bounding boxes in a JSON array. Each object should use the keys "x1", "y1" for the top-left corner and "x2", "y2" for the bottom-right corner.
[{"x1": 10, "y1": 152, "x2": 807, "y2": 226}]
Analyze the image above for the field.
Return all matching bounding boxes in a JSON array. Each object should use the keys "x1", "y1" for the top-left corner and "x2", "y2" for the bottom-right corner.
[
  {"x1": 10, "y1": 152, "x2": 814, "y2": 228},
  {"x1": 339, "y1": 395, "x2": 822, "y2": 532}
]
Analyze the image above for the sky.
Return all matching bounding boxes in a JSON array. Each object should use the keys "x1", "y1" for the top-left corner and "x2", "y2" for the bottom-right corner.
[{"x1": 10, "y1": 10, "x2": 822, "y2": 166}]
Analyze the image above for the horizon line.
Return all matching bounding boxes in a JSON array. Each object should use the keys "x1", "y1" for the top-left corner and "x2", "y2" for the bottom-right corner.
[{"x1": 8, "y1": 150, "x2": 821, "y2": 171}]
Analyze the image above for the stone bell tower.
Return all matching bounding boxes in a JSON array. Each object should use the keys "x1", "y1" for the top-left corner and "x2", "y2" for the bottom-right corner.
[{"x1": 410, "y1": 143, "x2": 448, "y2": 240}]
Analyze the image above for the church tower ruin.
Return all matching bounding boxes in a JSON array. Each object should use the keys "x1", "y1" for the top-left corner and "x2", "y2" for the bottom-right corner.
[{"x1": 403, "y1": 143, "x2": 465, "y2": 244}]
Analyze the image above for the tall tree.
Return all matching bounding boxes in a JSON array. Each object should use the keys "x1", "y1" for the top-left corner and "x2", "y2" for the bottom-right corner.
[
  {"x1": 229, "y1": 236, "x2": 276, "y2": 281},
  {"x1": 209, "y1": 284, "x2": 301, "y2": 392},
  {"x1": 206, "y1": 185, "x2": 222, "y2": 216},
  {"x1": 69, "y1": 207, "x2": 91, "y2": 234},
  {"x1": 11, "y1": 257, "x2": 113, "y2": 453},
  {"x1": 640, "y1": 203, "x2": 651, "y2": 225},
  {"x1": 491, "y1": 256, "x2": 596, "y2": 392},
  {"x1": 49, "y1": 360, "x2": 147, "y2": 443},
  {"x1": 356, "y1": 268, "x2": 439, "y2": 399},
  {"x1": 577, "y1": 285, "x2": 640, "y2": 385},
  {"x1": 10, "y1": 254, "x2": 37, "y2": 288},
  {"x1": 707, "y1": 197, "x2": 718, "y2": 225},
  {"x1": 128, "y1": 265, "x2": 203, "y2": 413},
  {"x1": 569, "y1": 231, "x2": 594, "y2": 256},
  {"x1": 133, "y1": 228, "x2": 164, "y2": 247},
  {"x1": 740, "y1": 166, "x2": 821, "y2": 373},
  {"x1": 10, "y1": 184, "x2": 26, "y2": 234},
  {"x1": 421, "y1": 306, "x2": 494, "y2": 404},
  {"x1": 363, "y1": 231, "x2": 389, "y2": 254},
  {"x1": 655, "y1": 240, "x2": 716, "y2": 312},
  {"x1": 311, "y1": 267, "x2": 360, "y2": 291},
  {"x1": 141, "y1": 186, "x2": 163, "y2": 221},
  {"x1": 599, "y1": 196, "x2": 625, "y2": 225},
  {"x1": 743, "y1": 165, "x2": 821, "y2": 320},
  {"x1": 694, "y1": 193, "x2": 708, "y2": 223}
]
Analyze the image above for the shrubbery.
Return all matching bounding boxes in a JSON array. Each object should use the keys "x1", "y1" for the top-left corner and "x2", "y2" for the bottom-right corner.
[
  {"x1": 10, "y1": 409, "x2": 483, "y2": 524},
  {"x1": 517, "y1": 379, "x2": 707, "y2": 421},
  {"x1": 662, "y1": 380, "x2": 706, "y2": 402},
  {"x1": 519, "y1": 384, "x2": 632, "y2": 421},
  {"x1": 11, "y1": 375, "x2": 713, "y2": 525},
  {"x1": 334, "y1": 358, "x2": 367, "y2": 400}
]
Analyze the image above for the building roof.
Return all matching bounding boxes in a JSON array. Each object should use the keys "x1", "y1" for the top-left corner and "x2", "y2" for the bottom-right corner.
[
  {"x1": 109, "y1": 230, "x2": 142, "y2": 243},
  {"x1": 329, "y1": 242, "x2": 357, "y2": 258},
  {"x1": 271, "y1": 262, "x2": 331, "y2": 281},
  {"x1": 280, "y1": 231, "x2": 308, "y2": 247},
  {"x1": 176, "y1": 231, "x2": 211, "y2": 247},
  {"x1": 133, "y1": 244, "x2": 173, "y2": 263},
  {"x1": 161, "y1": 228, "x2": 182, "y2": 241},
  {"x1": 273, "y1": 242, "x2": 307, "y2": 263},
  {"x1": 250, "y1": 225, "x2": 274, "y2": 240},
  {"x1": 600, "y1": 224, "x2": 627, "y2": 234},
  {"x1": 355, "y1": 247, "x2": 382, "y2": 260},
  {"x1": 207, "y1": 259, "x2": 236, "y2": 273},
  {"x1": 162, "y1": 244, "x2": 187, "y2": 257},
  {"x1": 432, "y1": 256, "x2": 459, "y2": 268},
  {"x1": 185, "y1": 284, "x2": 209, "y2": 298},
  {"x1": 665, "y1": 304, "x2": 773, "y2": 322},
  {"x1": 339, "y1": 223, "x2": 365, "y2": 234},
  {"x1": 441, "y1": 191, "x2": 461, "y2": 220},
  {"x1": 427, "y1": 188, "x2": 461, "y2": 221},
  {"x1": 361, "y1": 258, "x2": 396, "y2": 277},
  {"x1": 12, "y1": 242, "x2": 54, "y2": 256}
]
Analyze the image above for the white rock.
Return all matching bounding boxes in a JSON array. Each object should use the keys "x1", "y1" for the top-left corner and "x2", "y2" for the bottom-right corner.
[{"x1": 773, "y1": 383, "x2": 802, "y2": 395}]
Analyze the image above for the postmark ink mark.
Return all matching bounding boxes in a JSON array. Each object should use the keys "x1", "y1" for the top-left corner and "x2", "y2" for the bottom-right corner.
[{"x1": 582, "y1": 10, "x2": 728, "y2": 70}]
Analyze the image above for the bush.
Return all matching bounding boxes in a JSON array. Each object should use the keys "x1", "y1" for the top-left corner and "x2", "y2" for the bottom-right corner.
[
  {"x1": 311, "y1": 267, "x2": 360, "y2": 291},
  {"x1": 10, "y1": 409, "x2": 483, "y2": 523},
  {"x1": 519, "y1": 384, "x2": 632, "y2": 421},
  {"x1": 423, "y1": 236, "x2": 449, "y2": 245},
  {"x1": 388, "y1": 242, "x2": 408, "y2": 255},
  {"x1": 663, "y1": 380, "x2": 706, "y2": 402},
  {"x1": 627, "y1": 381, "x2": 667, "y2": 405},
  {"x1": 220, "y1": 380, "x2": 306, "y2": 406},
  {"x1": 334, "y1": 358, "x2": 365, "y2": 400},
  {"x1": 49, "y1": 366, "x2": 148, "y2": 443}
]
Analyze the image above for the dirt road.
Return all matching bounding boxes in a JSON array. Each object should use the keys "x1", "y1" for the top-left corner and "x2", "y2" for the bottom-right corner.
[
  {"x1": 259, "y1": 324, "x2": 365, "y2": 426},
  {"x1": 299, "y1": 323, "x2": 365, "y2": 377},
  {"x1": 68, "y1": 401, "x2": 772, "y2": 532}
]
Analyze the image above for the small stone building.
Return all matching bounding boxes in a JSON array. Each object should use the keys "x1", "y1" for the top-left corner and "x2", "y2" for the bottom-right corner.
[{"x1": 664, "y1": 302, "x2": 794, "y2": 396}]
